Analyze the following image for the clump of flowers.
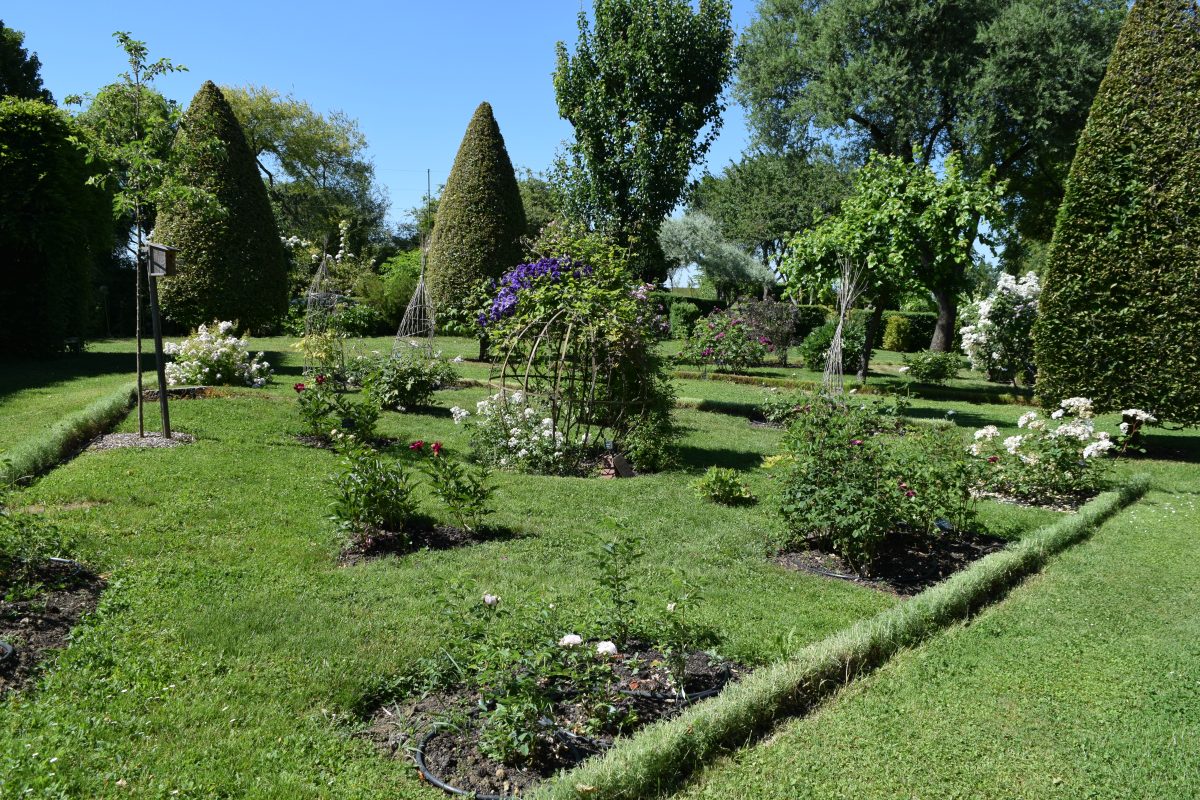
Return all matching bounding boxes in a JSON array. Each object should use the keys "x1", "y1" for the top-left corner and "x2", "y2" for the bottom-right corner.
[
  {"x1": 959, "y1": 272, "x2": 1040, "y2": 385},
  {"x1": 969, "y1": 396, "x2": 1136, "y2": 503},
  {"x1": 480, "y1": 257, "x2": 593, "y2": 327},
  {"x1": 678, "y1": 309, "x2": 768, "y2": 373},
  {"x1": 163, "y1": 321, "x2": 271, "y2": 387},
  {"x1": 452, "y1": 392, "x2": 573, "y2": 475}
]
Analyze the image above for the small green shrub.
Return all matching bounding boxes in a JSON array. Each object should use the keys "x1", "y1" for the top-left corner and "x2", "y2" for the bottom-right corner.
[
  {"x1": 330, "y1": 438, "x2": 418, "y2": 537},
  {"x1": 692, "y1": 467, "x2": 755, "y2": 506},
  {"x1": 901, "y1": 351, "x2": 961, "y2": 385},
  {"x1": 295, "y1": 377, "x2": 380, "y2": 440},
  {"x1": 669, "y1": 300, "x2": 700, "y2": 339},
  {"x1": 797, "y1": 319, "x2": 868, "y2": 372},
  {"x1": 792, "y1": 305, "x2": 830, "y2": 341},
  {"x1": 363, "y1": 349, "x2": 459, "y2": 411},
  {"x1": 881, "y1": 311, "x2": 938, "y2": 352},
  {"x1": 679, "y1": 309, "x2": 767, "y2": 372},
  {"x1": 413, "y1": 441, "x2": 495, "y2": 533},
  {"x1": 328, "y1": 302, "x2": 386, "y2": 337}
]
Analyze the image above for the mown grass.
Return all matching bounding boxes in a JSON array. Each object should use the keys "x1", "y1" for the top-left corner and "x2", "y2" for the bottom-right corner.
[
  {"x1": 670, "y1": 444, "x2": 1200, "y2": 799},
  {"x1": 0, "y1": 335, "x2": 1124, "y2": 798}
]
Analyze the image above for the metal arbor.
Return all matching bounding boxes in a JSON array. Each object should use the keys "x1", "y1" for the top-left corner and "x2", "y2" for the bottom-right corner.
[
  {"x1": 303, "y1": 255, "x2": 344, "y2": 375},
  {"x1": 393, "y1": 268, "x2": 436, "y2": 355}
]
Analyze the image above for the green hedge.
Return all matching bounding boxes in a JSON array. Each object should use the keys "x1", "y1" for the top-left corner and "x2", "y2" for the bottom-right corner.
[
  {"x1": 881, "y1": 311, "x2": 938, "y2": 352},
  {"x1": 534, "y1": 476, "x2": 1149, "y2": 800},
  {"x1": 1035, "y1": 1, "x2": 1200, "y2": 425}
]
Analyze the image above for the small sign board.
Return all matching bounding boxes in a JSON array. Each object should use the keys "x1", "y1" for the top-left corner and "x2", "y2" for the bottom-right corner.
[{"x1": 145, "y1": 242, "x2": 179, "y2": 277}]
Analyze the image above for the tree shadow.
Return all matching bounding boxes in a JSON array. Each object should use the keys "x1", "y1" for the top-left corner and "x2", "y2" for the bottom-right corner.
[
  {"x1": 676, "y1": 444, "x2": 765, "y2": 473},
  {"x1": 0, "y1": 350, "x2": 134, "y2": 401}
]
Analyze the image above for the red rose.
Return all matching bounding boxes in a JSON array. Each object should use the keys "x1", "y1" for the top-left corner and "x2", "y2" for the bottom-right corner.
[
  {"x1": 315, "y1": 374, "x2": 327, "y2": 385},
  {"x1": 294, "y1": 383, "x2": 306, "y2": 393},
  {"x1": 410, "y1": 440, "x2": 425, "y2": 451}
]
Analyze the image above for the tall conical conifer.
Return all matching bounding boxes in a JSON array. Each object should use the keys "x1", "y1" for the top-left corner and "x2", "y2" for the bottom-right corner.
[
  {"x1": 156, "y1": 80, "x2": 288, "y2": 330},
  {"x1": 1034, "y1": 0, "x2": 1200, "y2": 423},
  {"x1": 426, "y1": 102, "x2": 526, "y2": 318}
]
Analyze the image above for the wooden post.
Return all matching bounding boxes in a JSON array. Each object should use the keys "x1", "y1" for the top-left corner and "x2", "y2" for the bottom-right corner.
[{"x1": 146, "y1": 266, "x2": 171, "y2": 440}]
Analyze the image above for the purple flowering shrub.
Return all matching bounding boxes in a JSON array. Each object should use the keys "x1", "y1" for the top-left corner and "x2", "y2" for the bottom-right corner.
[{"x1": 678, "y1": 309, "x2": 768, "y2": 373}]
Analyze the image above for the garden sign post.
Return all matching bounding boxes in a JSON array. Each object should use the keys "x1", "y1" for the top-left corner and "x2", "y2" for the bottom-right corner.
[{"x1": 144, "y1": 242, "x2": 176, "y2": 439}]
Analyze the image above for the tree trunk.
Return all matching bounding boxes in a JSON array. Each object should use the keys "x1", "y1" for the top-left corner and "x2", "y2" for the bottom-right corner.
[
  {"x1": 857, "y1": 300, "x2": 887, "y2": 381},
  {"x1": 477, "y1": 331, "x2": 490, "y2": 363},
  {"x1": 930, "y1": 284, "x2": 957, "y2": 352}
]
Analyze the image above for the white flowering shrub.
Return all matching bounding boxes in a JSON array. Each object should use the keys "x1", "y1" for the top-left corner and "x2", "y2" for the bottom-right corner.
[
  {"x1": 451, "y1": 391, "x2": 573, "y2": 475},
  {"x1": 163, "y1": 322, "x2": 271, "y2": 387},
  {"x1": 969, "y1": 396, "x2": 1125, "y2": 502},
  {"x1": 959, "y1": 272, "x2": 1040, "y2": 385}
]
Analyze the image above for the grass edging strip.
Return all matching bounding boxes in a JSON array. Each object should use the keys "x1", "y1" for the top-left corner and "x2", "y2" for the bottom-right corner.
[
  {"x1": 1, "y1": 382, "x2": 136, "y2": 485},
  {"x1": 532, "y1": 475, "x2": 1150, "y2": 800}
]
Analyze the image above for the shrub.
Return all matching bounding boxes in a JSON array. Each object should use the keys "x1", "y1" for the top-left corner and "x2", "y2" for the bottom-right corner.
[
  {"x1": 900, "y1": 351, "x2": 961, "y2": 385},
  {"x1": 969, "y1": 397, "x2": 1134, "y2": 503},
  {"x1": 163, "y1": 321, "x2": 272, "y2": 387},
  {"x1": 775, "y1": 395, "x2": 973, "y2": 570},
  {"x1": 679, "y1": 309, "x2": 768, "y2": 372},
  {"x1": 733, "y1": 296, "x2": 797, "y2": 364},
  {"x1": 156, "y1": 82, "x2": 288, "y2": 331},
  {"x1": 426, "y1": 102, "x2": 526, "y2": 317},
  {"x1": 363, "y1": 348, "x2": 459, "y2": 411},
  {"x1": 881, "y1": 311, "x2": 938, "y2": 352},
  {"x1": 294, "y1": 377, "x2": 380, "y2": 440},
  {"x1": 1035, "y1": 1, "x2": 1200, "y2": 424},
  {"x1": 797, "y1": 319, "x2": 868, "y2": 372},
  {"x1": 330, "y1": 437, "x2": 418, "y2": 537},
  {"x1": 961, "y1": 272, "x2": 1040, "y2": 385},
  {"x1": 328, "y1": 302, "x2": 386, "y2": 338},
  {"x1": 692, "y1": 467, "x2": 755, "y2": 506},
  {"x1": 0, "y1": 98, "x2": 111, "y2": 354},
  {"x1": 792, "y1": 304, "x2": 830, "y2": 341},
  {"x1": 454, "y1": 392, "x2": 573, "y2": 475},
  {"x1": 669, "y1": 300, "x2": 700, "y2": 339},
  {"x1": 413, "y1": 441, "x2": 495, "y2": 533}
]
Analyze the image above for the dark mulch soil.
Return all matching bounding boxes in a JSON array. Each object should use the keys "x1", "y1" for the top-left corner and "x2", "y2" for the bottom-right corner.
[
  {"x1": 0, "y1": 562, "x2": 104, "y2": 694},
  {"x1": 339, "y1": 523, "x2": 514, "y2": 566},
  {"x1": 364, "y1": 646, "x2": 740, "y2": 798},
  {"x1": 774, "y1": 529, "x2": 1010, "y2": 596},
  {"x1": 141, "y1": 386, "x2": 226, "y2": 401}
]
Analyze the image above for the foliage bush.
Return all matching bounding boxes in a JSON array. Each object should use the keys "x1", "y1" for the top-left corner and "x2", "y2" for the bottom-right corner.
[
  {"x1": 669, "y1": 300, "x2": 700, "y2": 339},
  {"x1": 295, "y1": 377, "x2": 380, "y2": 440},
  {"x1": 412, "y1": 441, "x2": 495, "y2": 533},
  {"x1": 900, "y1": 351, "x2": 961, "y2": 385},
  {"x1": 362, "y1": 348, "x2": 459, "y2": 411},
  {"x1": 156, "y1": 81, "x2": 289, "y2": 332},
  {"x1": 733, "y1": 296, "x2": 796, "y2": 364},
  {"x1": 692, "y1": 467, "x2": 755, "y2": 506},
  {"x1": 0, "y1": 98, "x2": 111, "y2": 354},
  {"x1": 1035, "y1": 1, "x2": 1200, "y2": 424},
  {"x1": 426, "y1": 101, "x2": 526, "y2": 317},
  {"x1": 774, "y1": 395, "x2": 973, "y2": 570},
  {"x1": 798, "y1": 319, "x2": 869, "y2": 372},
  {"x1": 968, "y1": 397, "x2": 1138, "y2": 504},
  {"x1": 961, "y1": 272, "x2": 1039, "y2": 385},
  {"x1": 679, "y1": 309, "x2": 768, "y2": 372},
  {"x1": 792, "y1": 304, "x2": 830, "y2": 341},
  {"x1": 163, "y1": 321, "x2": 272, "y2": 387},
  {"x1": 330, "y1": 437, "x2": 418, "y2": 537},
  {"x1": 881, "y1": 311, "x2": 938, "y2": 352}
]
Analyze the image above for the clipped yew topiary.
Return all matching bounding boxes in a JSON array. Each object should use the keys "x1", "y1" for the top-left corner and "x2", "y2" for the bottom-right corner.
[
  {"x1": 426, "y1": 102, "x2": 526, "y2": 320},
  {"x1": 1035, "y1": 0, "x2": 1200, "y2": 424},
  {"x1": 156, "y1": 81, "x2": 288, "y2": 331},
  {"x1": 0, "y1": 99, "x2": 111, "y2": 353}
]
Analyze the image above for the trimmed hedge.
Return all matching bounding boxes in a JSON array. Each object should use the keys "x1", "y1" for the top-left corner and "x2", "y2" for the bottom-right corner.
[
  {"x1": 1, "y1": 383, "x2": 136, "y2": 485},
  {"x1": 426, "y1": 102, "x2": 526, "y2": 316},
  {"x1": 668, "y1": 300, "x2": 700, "y2": 339},
  {"x1": 881, "y1": 311, "x2": 938, "y2": 352},
  {"x1": 0, "y1": 99, "x2": 111, "y2": 354},
  {"x1": 156, "y1": 81, "x2": 289, "y2": 332},
  {"x1": 534, "y1": 476, "x2": 1149, "y2": 800},
  {"x1": 1035, "y1": 0, "x2": 1200, "y2": 424}
]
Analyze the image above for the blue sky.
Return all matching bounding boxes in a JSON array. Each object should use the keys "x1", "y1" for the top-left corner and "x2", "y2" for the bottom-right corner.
[{"x1": 9, "y1": 1, "x2": 759, "y2": 226}]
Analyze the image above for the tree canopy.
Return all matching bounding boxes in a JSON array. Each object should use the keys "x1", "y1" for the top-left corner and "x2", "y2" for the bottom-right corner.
[
  {"x1": 660, "y1": 212, "x2": 771, "y2": 301},
  {"x1": 0, "y1": 20, "x2": 52, "y2": 103},
  {"x1": 553, "y1": 0, "x2": 734, "y2": 282},
  {"x1": 1035, "y1": 0, "x2": 1200, "y2": 424}
]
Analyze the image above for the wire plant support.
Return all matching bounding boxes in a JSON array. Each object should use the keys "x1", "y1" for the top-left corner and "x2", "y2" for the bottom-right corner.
[{"x1": 394, "y1": 168, "x2": 438, "y2": 357}]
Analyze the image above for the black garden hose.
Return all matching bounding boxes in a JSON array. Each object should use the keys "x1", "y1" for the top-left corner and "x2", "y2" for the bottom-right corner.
[{"x1": 0, "y1": 640, "x2": 14, "y2": 666}]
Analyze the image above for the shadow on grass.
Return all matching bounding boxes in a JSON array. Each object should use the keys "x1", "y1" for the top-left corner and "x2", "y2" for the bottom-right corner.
[
  {"x1": 0, "y1": 350, "x2": 133, "y2": 400},
  {"x1": 676, "y1": 444, "x2": 765, "y2": 473}
]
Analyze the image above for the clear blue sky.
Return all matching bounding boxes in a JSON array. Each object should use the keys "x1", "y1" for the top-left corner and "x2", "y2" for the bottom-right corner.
[{"x1": 8, "y1": 1, "x2": 759, "y2": 227}]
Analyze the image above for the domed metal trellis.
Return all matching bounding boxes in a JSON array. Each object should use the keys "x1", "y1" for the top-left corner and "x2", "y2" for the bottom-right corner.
[
  {"x1": 393, "y1": 265, "x2": 436, "y2": 355},
  {"x1": 303, "y1": 254, "x2": 347, "y2": 375}
]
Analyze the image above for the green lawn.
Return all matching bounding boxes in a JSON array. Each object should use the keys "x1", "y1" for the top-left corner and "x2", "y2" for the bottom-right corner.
[
  {"x1": 0, "y1": 336, "x2": 1174, "y2": 798},
  {"x1": 672, "y1": 443, "x2": 1200, "y2": 799}
]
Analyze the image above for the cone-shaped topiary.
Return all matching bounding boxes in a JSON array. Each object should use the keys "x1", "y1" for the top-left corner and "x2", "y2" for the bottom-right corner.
[
  {"x1": 426, "y1": 102, "x2": 526, "y2": 319},
  {"x1": 156, "y1": 80, "x2": 288, "y2": 331},
  {"x1": 1034, "y1": 0, "x2": 1200, "y2": 424},
  {"x1": 0, "y1": 98, "x2": 110, "y2": 353}
]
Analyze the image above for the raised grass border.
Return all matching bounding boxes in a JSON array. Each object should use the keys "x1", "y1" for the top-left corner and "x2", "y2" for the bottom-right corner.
[
  {"x1": 533, "y1": 475, "x2": 1150, "y2": 799},
  {"x1": 1, "y1": 383, "x2": 136, "y2": 485}
]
